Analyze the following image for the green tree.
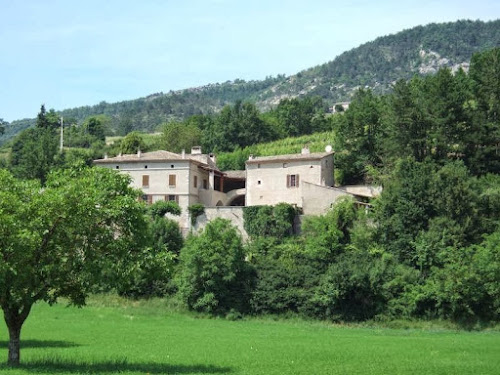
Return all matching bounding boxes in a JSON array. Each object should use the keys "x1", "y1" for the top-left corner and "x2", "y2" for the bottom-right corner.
[
  {"x1": 151, "y1": 218, "x2": 183, "y2": 256},
  {"x1": 334, "y1": 89, "x2": 384, "y2": 184},
  {"x1": 161, "y1": 121, "x2": 201, "y2": 153},
  {"x1": 0, "y1": 167, "x2": 148, "y2": 365},
  {"x1": 375, "y1": 158, "x2": 436, "y2": 265},
  {"x1": 466, "y1": 48, "x2": 500, "y2": 174},
  {"x1": 36, "y1": 104, "x2": 60, "y2": 130},
  {"x1": 9, "y1": 127, "x2": 60, "y2": 185},
  {"x1": 275, "y1": 97, "x2": 325, "y2": 137},
  {"x1": 0, "y1": 118, "x2": 6, "y2": 135},
  {"x1": 384, "y1": 78, "x2": 432, "y2": 162},
  {"x1": 177, "y1": 219, "x2": 253, "y2": 314},
  {"x1": 83, "y1": 115, "x2": 108, "y2": 141},
  {"x1": 120, "y1": 131, "x2": 146, "y2": 154}
]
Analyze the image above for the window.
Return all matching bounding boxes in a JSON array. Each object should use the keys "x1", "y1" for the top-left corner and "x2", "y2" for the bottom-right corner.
[
  {"x1": 171, "y1": 164, "x2": 174, "y2": 168},
  {"x1": 115, "y1": 166, "x2": 119, "y2": 169},
  {"x1": 144, "y1": 165, "x2": 148, "y2": 169},
  {"x1": 169, "y1": 174, "x2": 176, "y2": 187},
  {"x1": 194, "y1": 175, "x2": 198, "y2": 188},
  {"x1": 142, "y1": 194, "x2": 152, "y2": 204},
  {"x1": 283, "y1": 163, "x2": 288, "y2": 168},
  {"x1": 142, "y1": 175, "x2": 149, "y2": 187},
  {"x1": 258, "y1": 180, "x2": 262, "y2": 185},
  {"x1": 286, "y1": 174, "x2": 299, "y2": 188},
  {"x1": 167, "y1": 195, "x2": 179, "y2": 203},
  {"x1": 203, "y1": 179, "x2": 208, "y2": 189}
]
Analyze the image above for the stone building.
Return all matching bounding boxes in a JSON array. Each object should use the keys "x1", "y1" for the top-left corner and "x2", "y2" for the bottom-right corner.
[{"x1": 94, "y1": 146, "x2": 376, "y2": 234}]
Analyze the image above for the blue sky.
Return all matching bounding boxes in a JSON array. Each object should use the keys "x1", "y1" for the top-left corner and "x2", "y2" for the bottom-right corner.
[{"x1": 1, "y1": 0, "x2": 499, "y2": 122}]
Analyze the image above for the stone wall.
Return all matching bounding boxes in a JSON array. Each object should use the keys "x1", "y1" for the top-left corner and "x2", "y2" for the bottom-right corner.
[
  {"x1": 301, "y1": 182, "x2": 352, "y2": 215},
  {"x1": 192, "y1": 207, "x2": 248, "y2": 240}
]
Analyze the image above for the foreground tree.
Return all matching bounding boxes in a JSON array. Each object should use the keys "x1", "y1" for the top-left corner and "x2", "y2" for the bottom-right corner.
[{"x1": 0, "y1": 166, "x2": 148, "y2": 365}]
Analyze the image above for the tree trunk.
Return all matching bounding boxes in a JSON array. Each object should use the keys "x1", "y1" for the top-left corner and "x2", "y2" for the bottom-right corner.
[
  {"x1": 3, "y1": 304, "x2": 31, "y2": 366},
  {"x1": 7, "y1": 325, "x2": 21, "y2": 366}
]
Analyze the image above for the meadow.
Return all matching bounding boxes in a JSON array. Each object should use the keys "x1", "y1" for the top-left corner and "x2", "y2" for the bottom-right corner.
[{"x1": 0, "y1": 296, "x2": 499, "y2": 374}]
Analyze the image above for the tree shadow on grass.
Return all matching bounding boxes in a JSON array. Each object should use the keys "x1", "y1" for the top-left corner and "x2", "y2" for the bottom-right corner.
[
  {"x1": 0, "y1": 340, "x2": 79, "y2": 349},
  {"x1": 0, "y1": 359, "x2": 233, "y2": 374}
]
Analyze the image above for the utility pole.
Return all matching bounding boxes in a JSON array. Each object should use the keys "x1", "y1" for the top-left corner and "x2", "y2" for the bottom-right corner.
[{"x1": 60, "y1": 116, "x2": 64, "y2": 152}]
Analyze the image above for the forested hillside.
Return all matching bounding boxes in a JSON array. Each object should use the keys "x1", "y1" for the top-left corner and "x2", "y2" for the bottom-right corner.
[
  {"x1": 1, "y1": 19, "x2": 499, "y2": 145},
  {"x1": 2, "y1": 44, "x2": 500, "y2": 326}
]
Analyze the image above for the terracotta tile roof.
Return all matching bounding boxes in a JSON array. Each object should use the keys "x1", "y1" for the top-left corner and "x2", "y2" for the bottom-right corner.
[
  {"x1": 246, "y1": 151, "x2": 333, "y2": 164},
  {"x1": 93, "y1": 150, "x2": 220, "y2": 171}
]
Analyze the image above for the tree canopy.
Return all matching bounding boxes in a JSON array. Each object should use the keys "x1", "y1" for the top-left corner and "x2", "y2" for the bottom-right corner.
[{"x1": 0, "y1": 166, "x2": 148, "y2": 365}]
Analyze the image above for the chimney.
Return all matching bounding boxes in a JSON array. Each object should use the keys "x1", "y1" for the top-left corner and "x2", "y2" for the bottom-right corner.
[
  {"x1": 191, "y1": 146, "x2": 202, "y2": 155},
  {"x1": 104, "y1": 153, "x2": 108, "y2": 160},
  {"x1": 118, "y1": 152, "x2": 122, "y2": 157},
  {"x1": 209, "y1": 152, "x2": 216, "y2": 165},
  {"x1": 249, "y1": 154, "x2": 255, "y2": 160},
  {"x1": 181, "y1": 149, "x2": 186, "y2": 159},
  {"x1": 137, "y1": 149, "x2": 141, "y2": 158},
  {"x1": 301, "y1": 146, "x2": 310, "y2": 155}
]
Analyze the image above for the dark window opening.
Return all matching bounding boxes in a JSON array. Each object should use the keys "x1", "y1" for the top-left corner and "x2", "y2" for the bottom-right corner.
[{"x1": 286, "y1": 174, "x2": 299, "y2": 188}]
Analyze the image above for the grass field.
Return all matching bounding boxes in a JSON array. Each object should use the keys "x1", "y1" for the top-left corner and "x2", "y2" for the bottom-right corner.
[{"x1": 1, "y1": 296, "x2": 499, "y2": 374}]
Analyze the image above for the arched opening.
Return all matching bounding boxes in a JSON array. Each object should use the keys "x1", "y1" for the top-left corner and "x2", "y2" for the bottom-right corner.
[
  {"x1": 228, "y1": 195, "x2": 245, "y2": 206},
  {"x1": 216, "y1": 200, "x2": 224, "y2": 207}
]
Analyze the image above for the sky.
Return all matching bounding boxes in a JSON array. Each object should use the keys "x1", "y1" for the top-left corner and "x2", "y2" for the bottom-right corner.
[{"x1": 1, "y1": 0, "x2": 499, "y2": 122}]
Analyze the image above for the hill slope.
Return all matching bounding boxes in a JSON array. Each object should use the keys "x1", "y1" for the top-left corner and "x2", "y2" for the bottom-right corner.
[{"x1": 2, "y1": 19, "x2": 500, "y2": 144}]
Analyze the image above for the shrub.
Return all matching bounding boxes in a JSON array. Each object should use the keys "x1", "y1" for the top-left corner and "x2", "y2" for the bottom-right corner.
[
  {"x1": 177, "y1": 219, "x2": 254, "y2": 314},
  {"x1": 313, "y1": 250, "x2": 417, "y2": 321},
  {"x1": 188, "y1": 203, "x2": 205, "y2": 225},
  {"x1": 150, "y1": 200, "x2": 181, "y2": 218},
  {"x1": 243, "y1": 203, "x2": 297, "y2": 241}
]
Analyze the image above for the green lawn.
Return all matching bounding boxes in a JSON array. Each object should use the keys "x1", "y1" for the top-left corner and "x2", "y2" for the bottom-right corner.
[{"x1": 1, "y1": 296, "x2": 499, "y2": 374}]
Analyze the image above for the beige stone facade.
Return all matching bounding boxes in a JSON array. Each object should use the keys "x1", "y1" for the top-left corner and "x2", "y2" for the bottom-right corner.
[
  {"x1": 245, "y1": 150, "x2": 335, "y2": 213},
  {"x1": 94, "y1": 149, "x2": 230, "y2": 229},
  {"x1": 93, "y1": 146, "x2": 377, "y2": 234}
]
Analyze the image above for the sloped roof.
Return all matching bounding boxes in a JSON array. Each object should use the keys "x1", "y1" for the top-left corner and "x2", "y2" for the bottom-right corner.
[
  {"x1": 223, "y1": 170, "x2": 246, "y2": 179},
  {"x1": 246, "y1": 151, "x2": 333, "y2": 164},
  {"x1": 94, "y1": 150, "x2": 181, "y2": 163},
  {"x1": 94, "y1": 150, "x2": 220, "y2": 171}
]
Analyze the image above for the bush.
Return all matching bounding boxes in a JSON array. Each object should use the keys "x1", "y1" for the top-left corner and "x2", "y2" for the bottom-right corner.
[
  {"x1": 188, "y1": 203, "x2": 205, "y2": 225},
  {"x1": 117, "y1": 218, "x2": 182, "y2": 298},
  {"x1": 150, "y1": 200, "x2": 181, "y2": 218},
  {"x1": 151, "y1": 218, "x2": 183, "y2": 256},
  {"x1": 313, "y1": 250, "x2": 417, "y2": 321},
  {"x1": 249, "y1": 240, "x2": 327, "y2": 317},
  {"x1": 243, "y1": 203, "x2": 297, "y2": 241},
  {"x1": 401, "y1": 232, "x2": 500, "y2": 323},
  {"x1": 177, "y1": 219, "x2": 254, "y2": 314}
]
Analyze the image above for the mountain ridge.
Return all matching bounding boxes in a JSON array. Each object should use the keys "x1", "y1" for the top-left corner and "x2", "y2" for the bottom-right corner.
[{"x1": 2, "y1": 19, "x2": 500, "y2": 144}]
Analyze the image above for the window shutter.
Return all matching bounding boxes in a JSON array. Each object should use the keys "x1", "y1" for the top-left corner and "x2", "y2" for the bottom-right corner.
[
  {"x1": 147, "y1": 195, "x2": 153, "y2": 204},
  {"x1": 296, "y1": 174, "x2": 299, "y2": 187},
  {"x1": 169, "y1": 174, "x2": 176, "y2": 187},
  {"x1": 142, "y1": 175, "x2": 149, "y2": 187},
  {"x1": 286, "y1": 174, "x2": 290, "y2": 188}
]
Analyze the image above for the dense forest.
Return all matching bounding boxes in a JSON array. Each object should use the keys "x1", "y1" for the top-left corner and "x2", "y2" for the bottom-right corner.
[
  {"x1": 2, "y1": 46, "x2": 500, "y2": 326},
  {"x1": 1, "y1": 19, "x2": 500, "y2": 146}
]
